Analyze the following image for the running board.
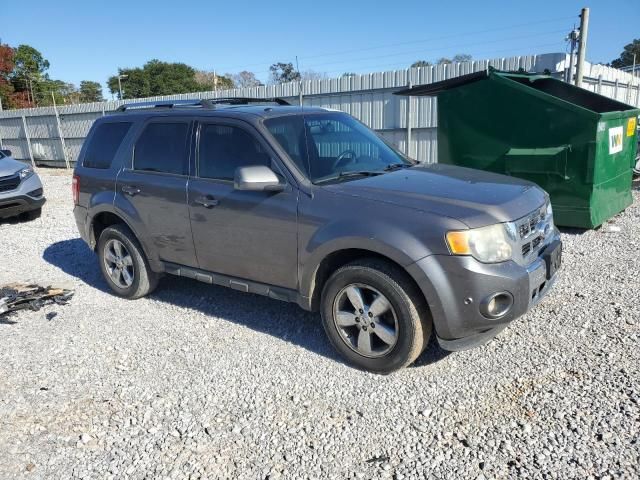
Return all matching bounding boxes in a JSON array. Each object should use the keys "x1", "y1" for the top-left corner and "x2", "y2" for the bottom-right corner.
[{"x1": 162, "y1": 262, "x2": 301, "y2": 305}]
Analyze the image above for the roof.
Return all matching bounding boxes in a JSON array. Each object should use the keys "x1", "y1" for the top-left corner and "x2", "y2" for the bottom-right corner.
[{"x1": 107, "y1": 104, "x2": 328, "y2": 120}]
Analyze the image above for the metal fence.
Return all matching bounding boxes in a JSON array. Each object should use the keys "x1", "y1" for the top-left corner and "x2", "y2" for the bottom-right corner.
[{"x1": 1, "y1": 52, "x2": 638, "y2": 167}]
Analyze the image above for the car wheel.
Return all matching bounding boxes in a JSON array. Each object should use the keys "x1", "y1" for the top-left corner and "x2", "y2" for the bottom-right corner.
[
  {"x1": 320, "y1": 259, "x2": 432, "y2": 373},
  {"x1": 97, "y1": 224, "x2": 159, "y2": 299}
]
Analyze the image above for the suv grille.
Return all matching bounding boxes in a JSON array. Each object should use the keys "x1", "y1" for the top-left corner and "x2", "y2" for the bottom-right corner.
[
  {"x1": 0, "y1": 174, "x2": 20, "y2": 193},
  {"x1": 515, "y1": 203, "x2": 551, "y2": 263}
]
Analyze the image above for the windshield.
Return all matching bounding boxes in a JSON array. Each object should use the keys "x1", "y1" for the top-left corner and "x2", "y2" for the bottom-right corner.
[{"x1": 264, "y1": 112, "x2": 412, "y2": 183}]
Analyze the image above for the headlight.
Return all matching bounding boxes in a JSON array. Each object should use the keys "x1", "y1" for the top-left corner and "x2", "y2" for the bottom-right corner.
[
  {"x1": 546, "y1": 201, "x2": 553, "y2": 219},
  {"x1": 446, "y1": 223, "x2": 513, "y2": 263},
  {"x1": 18, "y1": 167, "x2": 34, "y2": 180}
]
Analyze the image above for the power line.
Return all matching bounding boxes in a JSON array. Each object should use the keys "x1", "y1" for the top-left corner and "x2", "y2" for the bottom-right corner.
[
  {"x1": 214, "y1": 15, "x2": 576, "y2": 72},
  {"x1": 317, "y1": 41, "x2": 566, "y2": 77},
  {"x1": 298, "y1": 29, "x2": 568, "y2": 71}
]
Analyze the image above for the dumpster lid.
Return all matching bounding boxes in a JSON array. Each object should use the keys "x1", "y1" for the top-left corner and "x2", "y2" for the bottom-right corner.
[
  {"x1": 395, "y1": 70, "x2": 490, "y2": 96},
  {"x1": 395, "y1": 68, "x2": 638, "y2": 114}
]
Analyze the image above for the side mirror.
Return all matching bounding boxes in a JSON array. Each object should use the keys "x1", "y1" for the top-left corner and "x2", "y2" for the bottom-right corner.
[
  {"x1": 234, "y1": 165, "x2": 284, "y2": 192},
  {"x1": 0, "y1": 149, "x2": 12, "y2": 157}
]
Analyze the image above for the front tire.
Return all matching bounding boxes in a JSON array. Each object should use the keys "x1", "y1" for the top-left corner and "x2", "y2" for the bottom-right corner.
[
  {"x1": 97, "y1": 224, "x2": 159, "y2": 299},
  {"x1": 320, "y1": 259, "x2": 432, "y2": 373}
]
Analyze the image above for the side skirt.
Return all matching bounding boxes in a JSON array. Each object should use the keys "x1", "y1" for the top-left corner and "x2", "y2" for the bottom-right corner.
[{"x1": 162, "y1": 262, "x2": 311, "y2": 310}]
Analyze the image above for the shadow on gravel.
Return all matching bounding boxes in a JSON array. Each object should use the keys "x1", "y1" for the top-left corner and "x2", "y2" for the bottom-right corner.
[
  {"x1": 43, "y1": 238, "x2": 110, "y2": 293},
  {"x1": 43, "y1": 238, "x2": 450, "y2": 370}
]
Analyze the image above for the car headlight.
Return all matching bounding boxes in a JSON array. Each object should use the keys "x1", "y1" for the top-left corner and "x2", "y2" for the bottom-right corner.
[
  {"x1": 18, "y1": 167, "x2": 34, "y2": 180},
  {"x1": 446, "y1": 223, "x2": 513, "y2": 263}
]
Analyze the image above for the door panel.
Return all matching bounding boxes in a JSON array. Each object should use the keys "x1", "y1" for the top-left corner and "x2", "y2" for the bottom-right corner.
[
  {"x1": 188, "y1": 119, "x2": 298, "y2": 289},
  {"x1": 117, "y1": 169, "x2": 197, "y2": 267},
  {"x1": 189, "y1": 180, "x2": 298, "y2": 288}
]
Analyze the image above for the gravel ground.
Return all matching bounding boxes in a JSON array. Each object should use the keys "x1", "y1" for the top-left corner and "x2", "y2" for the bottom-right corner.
[{"x1": 0, "y1": 171, "x2": 638, "y2": 480}]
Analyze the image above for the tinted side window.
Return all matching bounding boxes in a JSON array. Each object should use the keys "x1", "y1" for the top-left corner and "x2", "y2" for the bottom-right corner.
[
  {"x1": 83, "y1": 122, "x2": 132, "y2": 169},
  {"x1": 264, "y1": 116, "x2": 308, "y2": 175},
  {"x1": 134, "y1": 122, "x2": 189, "y2": 175},
  {"x1": 199, "y1": 124, "x2": 270, "y2": 180}
]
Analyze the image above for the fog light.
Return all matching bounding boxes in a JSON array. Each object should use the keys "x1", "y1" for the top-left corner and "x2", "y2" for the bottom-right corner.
[{"x1": 480, "y1": 292, "x2": 513, "y2": 319}]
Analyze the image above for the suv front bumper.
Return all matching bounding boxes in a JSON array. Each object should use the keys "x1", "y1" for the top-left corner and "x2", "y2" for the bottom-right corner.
[
  {"x1": 0, "y1": 173, "x2": 46, "y2": 219},
  {"x1": 406, "y1": 231, "x2": 561, "y2": 351}
]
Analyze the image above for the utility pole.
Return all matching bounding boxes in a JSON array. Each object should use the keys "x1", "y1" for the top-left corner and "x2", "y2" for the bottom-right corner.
[
  {"x1": 575, "y1": 7, "x2": 590, "y2": 87},
  {"x1": 51, "y1": 91, "x2": 70, "y2": 170},
  {"x1": 296, "y1": 56, "x2": 303, "y2": 107},
  {"x1": 566, "y1": 28, "x2": 579, "y2": 83},
  {"x1": 117, "y1": 74, "x2": 128, "y2": 100}
]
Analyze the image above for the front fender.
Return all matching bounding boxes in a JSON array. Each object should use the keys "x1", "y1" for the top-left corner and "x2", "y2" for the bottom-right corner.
[{"x1": 299, "y1": 218, "x2": 435, "y2": 302}]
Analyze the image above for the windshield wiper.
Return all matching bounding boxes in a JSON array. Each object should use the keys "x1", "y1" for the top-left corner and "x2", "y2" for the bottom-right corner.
[
  {"x1": 316, "y1": 170, "x2": 383, "y2": 184},
  {"x1": 383, "y1": 163, "x2": 413, "y2": 171}
]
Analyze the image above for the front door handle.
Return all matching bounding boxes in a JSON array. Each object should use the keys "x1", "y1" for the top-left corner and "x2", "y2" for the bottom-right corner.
[
  {"x1": 121, "y1": 185, "x2": 141, "y2": 196},
  {"x1": 194, "y1": 196, "x2": 219, "y2": 208}
]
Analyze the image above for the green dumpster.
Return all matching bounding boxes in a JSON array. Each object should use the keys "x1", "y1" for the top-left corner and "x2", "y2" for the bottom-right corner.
[{"x1": 395, "y1": 68, "x2": 639, "y2": 228}]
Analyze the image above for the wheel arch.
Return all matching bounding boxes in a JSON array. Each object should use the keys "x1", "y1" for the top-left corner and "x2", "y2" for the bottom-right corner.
[
  {"x1": 304, "y1": 246, "x2": 429, "y2": 314},
  {"x1": 89, "y1": 207, "x2": 163, "y2": 272}
]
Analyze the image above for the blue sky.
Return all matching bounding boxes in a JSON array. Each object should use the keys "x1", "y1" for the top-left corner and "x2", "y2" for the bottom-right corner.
[{"x1": 2, "y1": 0, "x2": 638, "y2": 97}]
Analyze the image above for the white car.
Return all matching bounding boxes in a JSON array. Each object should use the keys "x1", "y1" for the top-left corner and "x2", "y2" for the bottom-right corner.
[{"x1": 0, "y1": 149, "x2": 45, "y2": 220}]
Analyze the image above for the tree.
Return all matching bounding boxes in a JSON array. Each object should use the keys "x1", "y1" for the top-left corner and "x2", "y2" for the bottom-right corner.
[
  {"x1": 342, "y1": 72, "x2": 357, "y2": 77},
  {"x1": 78, "y1": 81, "x2": 103, "y2": 103},
  {"x1": 107, "y1": 60, "x2": 203, "y2": 99},
  {"x1": 231, "y1": 70, "x2": 262, "y2": 88},
  {"x1": 11, "y1": 45, "x2": 50, "y2": 105},
  {"x1": 195, "y1": 70, "x2": 234, "y2": 91},
  {"x1": 611, "y1": 39, "x2": 640, "y2": 69},
  {"x1": 452, "y1": 54, "x2": 472, "y2": 63},
  {"x1": 411, "y1": 60, "x2": 432, "y2": 68},
  {"x1": 0, "y1": 44, "x2": 16, "y2": 108},
  {"x1": 269, "y1": 62, "x2": 300, "y2": 84},
  {"x1": 436, "y1": 57, "x2": 452, "y2": 65}
]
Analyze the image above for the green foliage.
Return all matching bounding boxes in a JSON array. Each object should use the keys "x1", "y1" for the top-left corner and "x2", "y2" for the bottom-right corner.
[
  {"x1": 269, "y1": 62, "x2": 300, "y2": 84},
  {"x1": 12, "y1": 44, "x2": 50, "y2": 81},
  {"x1": 611, "y1": 39, "x2": 640, "y2": 68},
  {"x1": 108, "y1": 60, "x2": 207, "y2": 99},
  {"x1": 0, "y1": 43, "x2": 103, "y2": 108},
  {"x1": 411, "y1": 60, "x2": 432, "y2": 68},
  {"x1": 79, "y1": 81, "x2": 104, "y2": 103}
]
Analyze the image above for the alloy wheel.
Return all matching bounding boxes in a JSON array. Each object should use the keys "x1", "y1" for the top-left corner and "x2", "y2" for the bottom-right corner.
[
  {"x1": 103, "y1": 239, "x2": 135, "y2": 289},
  {"x1": 332, "y1": 283, "x2": 399, "y2": 358}
]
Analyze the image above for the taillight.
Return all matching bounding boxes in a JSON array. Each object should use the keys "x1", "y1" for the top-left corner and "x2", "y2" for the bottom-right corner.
[{"x1": 72, "y1": 175, "x2": 79, "y2": 205}]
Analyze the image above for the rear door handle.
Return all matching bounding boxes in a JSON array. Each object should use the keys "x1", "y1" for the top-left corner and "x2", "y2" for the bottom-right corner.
[
  {"x1": 194, "y1": 196, "x2": 219, "y2": 208},
  {"x1": 121, "y1": 185, "x2": 141, "y2": 196}
]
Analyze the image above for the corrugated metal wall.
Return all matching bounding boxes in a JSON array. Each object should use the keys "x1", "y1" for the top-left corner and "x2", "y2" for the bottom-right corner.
[{"x1": 1, "y1": 53, "x2": 638, "y2": 167}]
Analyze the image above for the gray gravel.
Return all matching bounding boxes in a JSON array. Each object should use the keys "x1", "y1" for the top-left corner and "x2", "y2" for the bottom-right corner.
[{"x1": 1, "y1": 171, "x2": 639, "y2": 479}]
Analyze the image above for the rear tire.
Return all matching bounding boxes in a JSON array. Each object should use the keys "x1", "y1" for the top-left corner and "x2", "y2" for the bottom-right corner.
[
  {"x1": 97, "y1": 224, "x2": 159, "y2": 299},
  {"x1": 320, "y1": 258, "x2": 432, "y2": 374}
]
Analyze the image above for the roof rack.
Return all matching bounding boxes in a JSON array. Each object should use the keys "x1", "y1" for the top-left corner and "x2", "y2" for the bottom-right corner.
[{"x1": 116, "y1": 97, "x2": 290, "y2": 112}]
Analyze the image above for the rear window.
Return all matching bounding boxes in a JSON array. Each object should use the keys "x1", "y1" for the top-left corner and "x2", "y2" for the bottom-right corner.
[
  {"x1": 134, "y1": 122, "x2": 189, "y2": 175},
  {"x1": 83, "y1": 122, "x2": 132, "y2": 169}
]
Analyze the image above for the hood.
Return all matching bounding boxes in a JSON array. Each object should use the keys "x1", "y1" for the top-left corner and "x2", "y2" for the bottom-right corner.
[
  {"x1": 0, "y1": 156, "x2": 28, "y2": 177},
  {"x1": 322, "y1": 163, "x2": 547, "y2": 228}
]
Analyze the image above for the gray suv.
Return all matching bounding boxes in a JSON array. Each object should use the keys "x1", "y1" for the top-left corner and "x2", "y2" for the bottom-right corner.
[{"x1": 73, "y1": 98, "x2": 562, "y2": 373}]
